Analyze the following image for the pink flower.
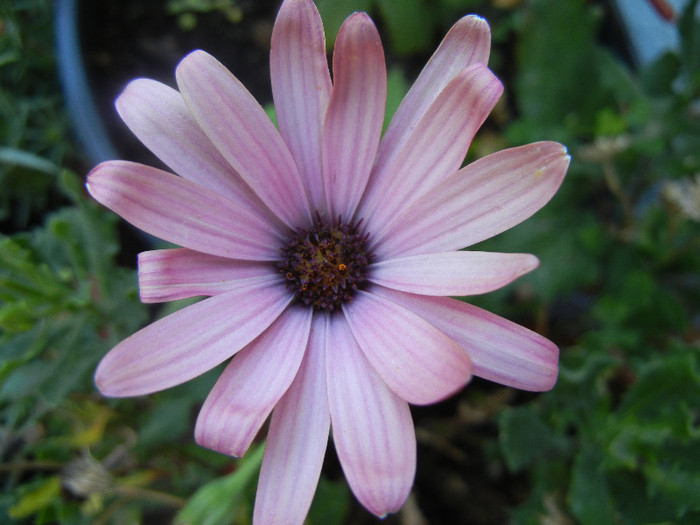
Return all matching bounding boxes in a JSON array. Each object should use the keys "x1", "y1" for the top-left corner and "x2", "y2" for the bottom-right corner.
[{"x1": 86, "y1": 0, "x2": 569, "y2": 522}]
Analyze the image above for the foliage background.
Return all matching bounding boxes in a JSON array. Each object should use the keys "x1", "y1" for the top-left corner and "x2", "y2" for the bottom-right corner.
[{"x1": 1, "y1": 0, "x2": 699, "y2": 523}]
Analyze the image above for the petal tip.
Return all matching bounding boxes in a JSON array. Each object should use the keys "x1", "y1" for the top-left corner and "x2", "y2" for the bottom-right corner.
[
  {"x1": 524, "y1": 253, "x2": 540, "y2": 273},
  {"x1": 176, "y1": 49, "x2": 212, "y2": 78},
  {"x1": 94, "y1": 363, "x2": 121, "y2": 398},
  {"x1": 523, "y1": 340, "x2": 559, "y2": 392},
  {"x1": 459, "y1": 13, "x2": 490, "y2": 29}
]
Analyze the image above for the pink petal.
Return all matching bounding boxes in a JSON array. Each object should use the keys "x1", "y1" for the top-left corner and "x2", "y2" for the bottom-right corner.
[
  {"x1": 86, "y1": 161, "x2": 282, "y2": 261},
  {"x1": 115, "y1": 78, "x2": 280, "y2": 227},
  {"x1": 138, "y1": 248, "x2": 279, "y2": 303},
  {"x1": 374, "y1": 15, "x2": 490, "y2": 179},
  {"x1": 322, "y1": 12, "x2": 386, "y2": 219},
  {"x1": 176, "y1": 50, "x2": 312, "y2": 228},
  {"x1": 374, "y1": 142, "x2": 571, "y2": 258},
  {"x1": 342, "y1": 290, "x2": 471, "y2": 405},
  {"x1": 195, "y1": 306, "x2": 313, "y2": 457},
  {"x1": 359, "y1": 63, "x2": 502, "y2": 232},
  {"x1": 369, "y1": 251, "x2": 539, "y2": 296},
  {"x1": 94, "y1": 280, "x2": 291, "y2": 397},
  {"x1": 326, "y1": 314, "x2": 416, "y2": 517},
  {"x1": 271, "y1": 0, "x2": 332, "y2": 212},
  {"x1": 372, "y1": 286, "x2": 559, "y2": 391},
  {"x1": 253, "y1": 314, "x2": 330, "y2": 525}
]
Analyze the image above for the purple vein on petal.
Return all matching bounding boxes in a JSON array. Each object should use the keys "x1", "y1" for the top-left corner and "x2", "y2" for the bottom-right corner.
[
  {"x1": 374, "y1": 141, "x2": 571, "y2": 258},
  {"x1": 86, "y1": 161, "x2": 283, "y2": 261},
  {"x1": 369, "y1": 251, "x2": 539, "y2": 297},
  {"x1": 94, "y1": 279, "x2": 292, "y2": 397},
  {"x1": 322, "y1": 12, "x2": 386, "y2": 220},
  {"x1": 253, "y1": 313, "x2": 330, "y2": 525},
  {"x1": 115, "y1": 78, "x2": 282, "y2": 227},
  {"x1": 138, "y1": 248, "x2": 280, "y2": 303},
  {"x1": 176, "y1": 50, "x2": 312, "y2": 228},
  {"x1": 343, "y1": 290, "x2": 472, "y2": 405},
  {"x1": 372, "y1": 286, "x2": 559, "y2": 391},
  {"x1": 195, "y1": 306, "x2": 313, "y2": 458},
  {"x1": 374, "y1": 14, "x2": 491, "y2": 180},
  {"x1": 327, "y1": 313, "x2": 416, "y2": 517},
  {"x1": 359, "y1": 63, "x2": 502, "y2": 232},
  {"x1": 271, "y1": 0, "x2": 332, "y2": 213}
]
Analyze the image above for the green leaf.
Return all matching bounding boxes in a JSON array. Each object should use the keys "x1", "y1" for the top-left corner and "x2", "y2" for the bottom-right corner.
[
  {"x1": 9, "y1": 476, "x2": 62, "y2": 518},
  {"x1": 678, "y1": 0, "x2": 700, "y2": 87},
  {"x1": 474, "y1": 212, "x2": 603, "y2": 303},
  {"x1": 0, "y1": 236, "x2": 71, "y2": 308},
  {"x1": 384, "y1": 66, "x2": 409, "y2": 131},
  {"x1": 514, "y1": 0, "x2": 601, "y2": 138},
  {"x1": 0, "y1": 146, "x2": 60, "y2": 175},
  {"x1": 174, "y1": 443, "x2": 264, "y2": 525},
  {"x1": 58, "y1": 169, "x2": 88, "y2": 205},
  {"x1": 264, "y1": 102, "x2": 277, "y2": 128},
  {"x1": 640, "y1": 52, "x2": 681, "y2": 96},
  {"x1": 568, "y1": 446, "x2": 617, "y2": 525},
  {"x1": 499, "y1": 406, "x2": 569, "y2": 471},
  {"x1": 375, "y1": 0, "x2": 435, "y2": 55},
  {"x1": 315, "y1": 0, "x2": 372, "y2": 49},
  {"x1": 645, "y1": 460, "x2": 700, "y2": 517},
  {"x1": 618, "y1": 352, "x2": 699, "y2": 434},
  {"x1": 307, "y1": 477, "x2": 351, "y2": 525},
  {"x1": 608, "y1": 470, "x2": 678, "y2": 525}
]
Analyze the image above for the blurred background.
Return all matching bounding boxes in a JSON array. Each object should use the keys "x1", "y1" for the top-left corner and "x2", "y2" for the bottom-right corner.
[{"x1": 1, "y1": 0, "x2": 699, "y2": 523}]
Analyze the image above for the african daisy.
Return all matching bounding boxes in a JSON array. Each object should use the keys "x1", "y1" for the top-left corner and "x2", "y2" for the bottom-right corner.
[{"x1": 86, "y1": 0, "x2": 570, "y2": 522}]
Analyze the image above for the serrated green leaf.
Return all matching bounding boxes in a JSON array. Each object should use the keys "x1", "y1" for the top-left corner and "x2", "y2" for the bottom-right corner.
[
  {"x1": 645, "y1": 461, "x2": 700, "y2": 516},
  {"x1": 608, "y1": 422, "x2": 674, "y2": 471},
  {"x1": 618, "y1": 353, "x2": 699, "y2": 434},
  {"x1": 0, "y1": 237, "x2": 71, "y2": 306}
]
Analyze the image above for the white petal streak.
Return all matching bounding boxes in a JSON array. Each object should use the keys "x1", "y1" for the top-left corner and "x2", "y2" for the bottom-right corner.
[
  {"x1": 323, "y1": 12, "x2": 386, "y2": 219},
  {"x1": 116, "y1": 78, "x2": 278, "y2": 224},
  {"x1": 138, "y1": 248, "x2": 279, "y2": 303},
  {"x1": 254, "y1": 314, "x2": 330, "y2": 525},
  {"x1": 176, "y1": 50, "x2": 311, "y2": 228},
  {"x1": 343, "y1": 290, "x2": 471, "y2": 405},
  {"x1": 372, "y1": 286, "x2": 559, "y2": 391},
  {"x1": 327, "y1": 314, "x2": 415, "y2": 517},
  {"x1": 195, "y1": 306, "x2": 312, "y2": 457},
  {"x1": 86, "y1": 161, "x2": 282, "y2": 261},
  {"x1": 375, "y1": 142, "x2": 570, "y2": 258},
  {"x1": 375, "y1": 15, "x2": 490, "y2": 176},
  {"x1": 271, "y1": 0, "x2": 332, "y2": 212},
  {"x1": 369, "y1": 251, "x2": 539, "y2": 297},
  {"x1": 95, "y1": 280, "x2": 292, "y2": 397}
]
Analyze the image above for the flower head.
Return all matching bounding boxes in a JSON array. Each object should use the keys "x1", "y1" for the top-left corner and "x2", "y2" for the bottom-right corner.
[{"x1": 86, "y1": 0, "x2": 569, "y2": 522}]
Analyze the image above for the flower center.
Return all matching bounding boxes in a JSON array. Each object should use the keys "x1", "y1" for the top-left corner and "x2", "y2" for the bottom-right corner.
[{"x1": 279, "y1": 216, "x2": 372, "y2": 312}]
